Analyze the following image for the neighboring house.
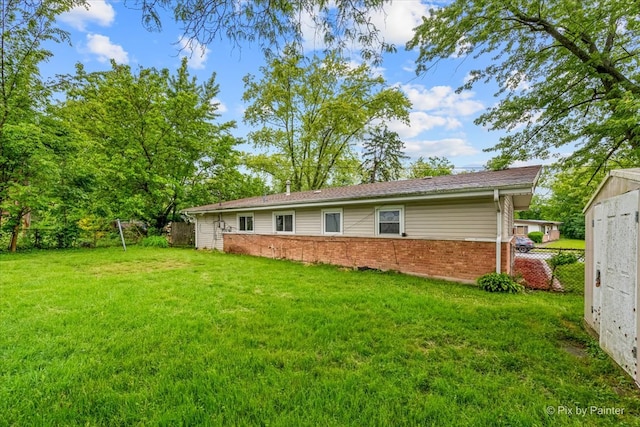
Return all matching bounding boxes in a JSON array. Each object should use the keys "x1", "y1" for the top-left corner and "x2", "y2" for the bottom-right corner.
[
  {"x1": 513, "y1": 219, "x2": 562, "y2": 242},
  {"x1": 583, "y1": 168, "x2": 640, "y2": 386},
  {"x1": 183, "y1": 166, "x2": 541, "y2": 283}
]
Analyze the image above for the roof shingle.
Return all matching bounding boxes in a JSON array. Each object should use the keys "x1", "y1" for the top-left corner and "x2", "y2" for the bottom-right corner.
[{"x1": 184, "y1": 165, "x2": 541, "y2": 213}]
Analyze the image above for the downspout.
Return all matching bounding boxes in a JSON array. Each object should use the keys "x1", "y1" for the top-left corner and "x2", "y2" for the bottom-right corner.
[
  {"x1": 193, "y1": 214, "x2": 199, "y2": 249},
  {"x1": 494, "y1": 189, "x2": 502, "y2": 273}
]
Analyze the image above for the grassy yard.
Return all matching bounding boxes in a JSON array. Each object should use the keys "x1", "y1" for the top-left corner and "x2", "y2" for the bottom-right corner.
[
  {"x1": 541, "y1": 239, "x2": 586, "y2": 249},
  {"x1": 1, "y1": 248, "x2": 639, "y2": 426}
]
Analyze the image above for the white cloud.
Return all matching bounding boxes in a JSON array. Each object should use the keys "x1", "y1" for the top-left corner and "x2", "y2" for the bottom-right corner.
[
  {"x1": 59, "y1": 0, "x2": 115, "y2": 31},
  {"x1": 388, "y1": 112, "x2": 461, "y2": 139},
  {"x1": 404, "y1": 138, "x2": 480, "y2": 157},
  {"x1": 178, "y1": 37, "x2": 211, "y2": 70},
  {"x1": 300, "y1": 1, "x2": 434, "y2": 52},
  {"x1": 85, "y1": 33, "x2": 129, "y2": 64},
  {"x1": 211, "y1": 98, "x2": 228, "y2": 113},
  {"x1": 368, "y1": 1, "x2": 433, "y2": 45},
  {"x1": 401, "y1": 84, "x2": 485, "y2": 116}
]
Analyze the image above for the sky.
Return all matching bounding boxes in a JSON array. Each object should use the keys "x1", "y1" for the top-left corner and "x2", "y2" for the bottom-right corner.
[{"x1": 42, "y1": 0, "x2": 544, "y2": 171}]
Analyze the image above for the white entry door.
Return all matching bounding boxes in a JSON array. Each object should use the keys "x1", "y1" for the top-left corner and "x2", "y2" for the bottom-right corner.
[{"x1": 598, "y1": 189, "x2": 638, "y2": 379}]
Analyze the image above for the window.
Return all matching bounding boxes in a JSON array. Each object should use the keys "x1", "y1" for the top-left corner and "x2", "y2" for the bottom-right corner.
[
  {"x1": 238, "y1": 213, "x2": 254, "y2": 232},
  {"x1": 376, "y1": 207, "x2": 403, "y2": 236},
  {"x1": 322, "y1": 209, "x2": 343, "y2": 235},
  {"x1": 274, "y1": 211, "x2": 294, "y2": 233}
]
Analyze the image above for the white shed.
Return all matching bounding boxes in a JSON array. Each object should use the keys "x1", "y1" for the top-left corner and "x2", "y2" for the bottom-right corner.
[{"x1": 584, "y1": 169, "x2": 640, "y2": 386}]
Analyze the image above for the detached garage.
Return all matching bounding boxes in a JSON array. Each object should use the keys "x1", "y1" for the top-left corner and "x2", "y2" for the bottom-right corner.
[{"x1": 584, "y1": 169, "x2": 640, "y2": 386}]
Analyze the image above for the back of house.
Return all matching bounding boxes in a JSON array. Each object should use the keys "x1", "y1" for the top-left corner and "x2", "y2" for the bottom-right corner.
[{"x1": 183, "y1": 166, "x2": 541, "y2": 283}]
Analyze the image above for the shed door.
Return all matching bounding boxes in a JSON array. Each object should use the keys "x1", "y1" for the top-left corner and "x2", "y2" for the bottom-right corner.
[
  {"x1": 592, "y1": 204, "x2": 603, "y2": 332},
  {"x1": 598, "y1": 189, "x2": 638, "y2": 379}
]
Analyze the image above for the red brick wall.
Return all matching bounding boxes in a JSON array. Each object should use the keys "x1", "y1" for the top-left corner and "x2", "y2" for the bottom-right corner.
[{"x1": 223, "y1": 234, "x2": 511, "y2": 283}]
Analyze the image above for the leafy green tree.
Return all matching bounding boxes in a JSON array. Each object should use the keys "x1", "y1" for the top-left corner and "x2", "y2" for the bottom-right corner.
[
  {"x1": 360, "y1": 125, "x2": 407, "y2": 183},
  {"x1": 407, "y1": 156, "x2": 454, "y2": 178},
  {"x1": 129, "y1": 0, "x2": 393, "y2": 63},
  {"x1": 408, "y1": 1, "x2": 640, "y2": 174},
  {"x1": 58, "y1": 58, "x2": 241, "y2": 230},
  {"x1": 0, "y1": 0, "x2": 85, "y2": 251},
  {"x1": 243, "y1": 46, "x2": 410, "y2": 191}
]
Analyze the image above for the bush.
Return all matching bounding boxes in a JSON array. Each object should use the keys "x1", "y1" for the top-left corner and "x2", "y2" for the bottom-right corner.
[
  {"x1": 477, "y1": 272, "x2": 524, "y2": 293},
  {"x1": 549, "y1": 252, "x2": 578, "y2": 268},
  {"x1": 528, "y1": 231, "x2": 544, "y2": 243},
  {"x1": 141, "y1": 236, "x2": 169, "y2": 248}
]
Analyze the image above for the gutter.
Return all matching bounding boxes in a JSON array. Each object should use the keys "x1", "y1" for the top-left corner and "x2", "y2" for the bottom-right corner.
[{"x1": 494, "y1": 189, "x2": 502, "y2": 274}]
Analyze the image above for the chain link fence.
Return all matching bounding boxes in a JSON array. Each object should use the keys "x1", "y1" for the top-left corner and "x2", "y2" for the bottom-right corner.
[{"x1": 513, "y1": 247, "x2": 585, "y2": 293}]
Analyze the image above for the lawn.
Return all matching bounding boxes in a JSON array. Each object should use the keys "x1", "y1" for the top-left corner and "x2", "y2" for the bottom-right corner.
[
  {"x1": 541, "y1": 239, "x2": 586, "y2": 249},
  {"x1": 1, "y1": 247, "x2": 639, "y2": 426}
]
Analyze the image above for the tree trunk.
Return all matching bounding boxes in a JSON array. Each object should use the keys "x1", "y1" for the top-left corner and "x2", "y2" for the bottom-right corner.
[{"x1": 9, "y1": 220, "x2": 20, "y2": 252}]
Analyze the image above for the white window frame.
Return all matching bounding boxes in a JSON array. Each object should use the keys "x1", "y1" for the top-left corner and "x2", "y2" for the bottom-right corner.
[
  {"x1": 375, "y1": 206, "x2": 404, "y2": 236},
  {"x1": 237, "y1": 213, "x2": 254, "y2": 233},
  {"x1": 273, "y1": 211, "x2": 295, "y2": 234},
  {"x1": 321, "y1": 208, "x2": 343, "y2": 235}
]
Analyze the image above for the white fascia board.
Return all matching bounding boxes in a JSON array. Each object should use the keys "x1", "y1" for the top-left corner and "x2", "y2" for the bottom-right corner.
[{"x1": 185, "y1": 185, "x2": 534, "y2": 215}]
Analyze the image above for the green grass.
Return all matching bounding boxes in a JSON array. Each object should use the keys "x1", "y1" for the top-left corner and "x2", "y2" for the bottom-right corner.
[
  {"x1": 542, "y1": 238, "x2": 586, "y2": 249},
  {"x1": 1, "y1": 247, "x2": 639, "y2": 426}
]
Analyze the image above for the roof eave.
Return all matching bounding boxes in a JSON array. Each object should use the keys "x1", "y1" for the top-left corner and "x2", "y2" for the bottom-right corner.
[{"x1": 183, "y1": 183, "x2": 536, "y2": 215}]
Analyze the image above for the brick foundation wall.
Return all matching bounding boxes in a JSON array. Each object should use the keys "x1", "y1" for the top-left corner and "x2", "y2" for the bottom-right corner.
[{"x1": 223, "y1": 234, "x2": 512, "y2": 283}]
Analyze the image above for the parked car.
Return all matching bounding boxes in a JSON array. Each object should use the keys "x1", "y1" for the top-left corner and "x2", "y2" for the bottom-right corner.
[{"x1": 515, "y1": 236, "x2": 535, "y2": 253}]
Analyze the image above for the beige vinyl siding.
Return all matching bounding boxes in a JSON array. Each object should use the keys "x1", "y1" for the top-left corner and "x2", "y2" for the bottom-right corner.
[
  {"x1": 249, "y1": 211, "x2": 271, "y2": 234},
  {"x1": 343, "y1": 206, "x2": 375, "y2": 236},
  {"x1": 221, "y1": 197, "x2": 498, "y2": 240},
  {"x1": 405, "y1": 198, "x2": 496, "y2": 240},
  {"x1": 196, "y1": 214, "x2": 217, "y2": 250},
  {"x1": 294, "y1": 208, "x2": 320, "y2": 235},
  {"x1": 502, "y1": 195, "x2": 514, "y2": 239}
]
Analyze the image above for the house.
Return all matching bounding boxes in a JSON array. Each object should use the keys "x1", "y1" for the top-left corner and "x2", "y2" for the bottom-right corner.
[
  {"x1": 183, "y1": 165, "x2": 541, "y2": 283},
  {"x1": 513, "y1": 219, "x2": 562, "y2": 242},
  {"x1": 583, "y1": 168, "x2": 640, "y2": 386}
]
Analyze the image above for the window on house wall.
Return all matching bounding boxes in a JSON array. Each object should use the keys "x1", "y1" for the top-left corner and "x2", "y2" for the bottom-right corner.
[
  {"x1": 274, "y1": 211, "x2": 294, "y2": 233},
  {"x1": 322, "y1": 209, "x2": 342, "y2": 235},
  {"x1": 376, "y1": 207, "x2": 403, "y2": 236},
  {"x1": 238, "y1": 213, "x2": 254, "y2": 232}
]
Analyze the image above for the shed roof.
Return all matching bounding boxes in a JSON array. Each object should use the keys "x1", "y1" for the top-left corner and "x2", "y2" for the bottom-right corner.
[
  {"x1": 184, "y1": 165, "x2": 542, "y2": 214},
  {"x1": 583, "y1": 168, "x2": 640, "y2": 213}
]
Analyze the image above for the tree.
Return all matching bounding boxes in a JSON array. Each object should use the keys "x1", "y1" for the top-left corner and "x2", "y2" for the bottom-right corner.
[
  {"x1": 128, "y1": 0, "x2": 393, "y2": 63},
  {"x1": 407, "y1": 156, "x2": 454, "y2": 178},
  {"x1": 0, "y1": 0, "x2": 85, "y2": 250},
  {"x1": 58, "y1": 58, "x2": 241, "y2": 230},
  {"x1": 360, "y1": 125, "x2": 407, "y2": 183},
  {"x1": 243, "y1": 46, "x2": 410, "y2": 191},
  {"x1": 408, "y1": 1, "x2": 640, "y2": 175}
]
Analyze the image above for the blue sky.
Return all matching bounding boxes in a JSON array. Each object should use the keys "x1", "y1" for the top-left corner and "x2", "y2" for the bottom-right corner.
[{"x1": 43, "y1": 0, "x2": 544, "y2": 170}]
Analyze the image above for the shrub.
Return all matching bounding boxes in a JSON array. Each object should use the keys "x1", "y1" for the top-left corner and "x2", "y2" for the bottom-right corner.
[
  {"x1": 528, "y1": 231, "x2": 544, "y2": 243},
  {"x1": 477, "y1": 272, "x2": 524, "y2": 293},
  {"x1": 549, "y1": 252, "x2": 578, "y2": 268},
  {"x1": 141, "y1": 236, "x2": 169, "y2": 248}
]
